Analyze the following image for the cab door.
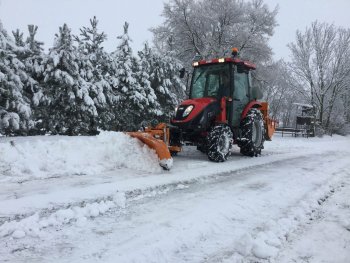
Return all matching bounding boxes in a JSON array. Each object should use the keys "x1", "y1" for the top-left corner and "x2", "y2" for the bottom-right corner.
[{"x1": 230, "y1": 66, "x2": 250, "y2": 127}]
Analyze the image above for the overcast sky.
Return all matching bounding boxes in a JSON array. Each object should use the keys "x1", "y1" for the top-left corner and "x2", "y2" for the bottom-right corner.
[{"x1": 0, "y1": 0, "x2": 349, "y2": 60}]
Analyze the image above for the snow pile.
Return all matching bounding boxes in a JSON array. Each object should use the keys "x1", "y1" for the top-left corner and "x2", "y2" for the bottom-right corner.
[{"x1": 0, "y1": 131, "x2": 161, "y2": 182}]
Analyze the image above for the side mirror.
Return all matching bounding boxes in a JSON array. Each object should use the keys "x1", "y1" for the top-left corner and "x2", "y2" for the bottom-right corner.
[
  {"x1": 251, "y1": 86, "x2": 263, "y2": 100},
  {"x1": 179, "y1": 68, "x2": 186, "y2": 79}
]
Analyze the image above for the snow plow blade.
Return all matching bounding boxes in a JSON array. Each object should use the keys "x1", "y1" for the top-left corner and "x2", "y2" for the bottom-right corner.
[
  {"x1": 265, "y1": 118, "x2": 277, "y2": 140},
  {"x1": 127, "y1": 123, "x2": 180, "y2": 170},
  {"x1": 260, "y1": 102, "x2": 277, "y2": 140}
]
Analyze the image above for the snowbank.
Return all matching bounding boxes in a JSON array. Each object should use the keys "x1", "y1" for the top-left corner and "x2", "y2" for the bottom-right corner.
[{"x1": 0, "y1": 131, "x2": 161, "y2": 182}]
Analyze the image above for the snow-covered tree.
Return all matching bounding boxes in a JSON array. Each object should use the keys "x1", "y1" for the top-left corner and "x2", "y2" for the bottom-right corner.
[
  {"x1": 112, "y1": 22, "x2": 157, "y2": 130},
  {"x1": 10, "y1": 26, "x2": 46, "y2": 135},
  {"x1": 43, "y1": 23, "x2": 97, "y2": 135},
  {"x1": 1, "y1": 17, "x2": 190, "y2": 135},
  {"x1": 24, "y1": 25, "x2": 45, "y2": 79},
  {"x1": 0, "y1": 21, "x2": 36, "y2": 135},
  {"x1": 12, "y1": 29, "x2": 25, "y2": 47},
  {"x1": 20, "y1": 25, "x2": 47, "y2": 134},
  {"x1": 151, "y1": 0, "x2": 277, "y2": 67},
  {"x1": 75, "y1": 16, "x2": 119, "y2": 131},
  {"x1": 288, "y1": 22, "x2": 350, "y2": 133},
  {"x1": 138, "y1": 43, "x2": 186, "y2": 122},
  {"x1": 258, "y1": 60, "x2": 302, "y2": 126},
  {"x1": 136, "y1": 43, "x2": 162, "y2": 123}
]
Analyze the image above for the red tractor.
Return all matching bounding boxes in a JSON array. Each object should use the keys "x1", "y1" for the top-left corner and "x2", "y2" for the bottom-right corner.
[
  {"x1": 128, "y1": 49, "x2": 276, "y2": 170},
  {"x1": 169, "y1": 49, "x2": 276, "y2": 162}
]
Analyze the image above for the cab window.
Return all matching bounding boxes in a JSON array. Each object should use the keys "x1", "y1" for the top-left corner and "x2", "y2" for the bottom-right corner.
[
  {"x1": 190, "y1": 64, "x2": 230, "y2": 99},
  {"x1": 233, "y1": 71, "x2": 249, "y2": 100}
]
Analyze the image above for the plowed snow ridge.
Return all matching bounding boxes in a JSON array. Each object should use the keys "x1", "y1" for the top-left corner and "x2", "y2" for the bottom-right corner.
[{"x1": 0, "y1": 131, "x2": 161, "y2": 183}]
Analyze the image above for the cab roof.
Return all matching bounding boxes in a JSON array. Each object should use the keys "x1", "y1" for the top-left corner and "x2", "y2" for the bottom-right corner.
[{"x1": 193, "y1": 57, "x2": 256, "y2": 70}]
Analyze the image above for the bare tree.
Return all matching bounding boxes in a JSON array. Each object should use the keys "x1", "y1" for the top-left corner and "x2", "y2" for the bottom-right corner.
[
  {"x1": 257, "y1": 60, "x2": 301, "y2": 126},
  {"x1": 151, "y1": 0, "x2": 277, "y2": 67},
  {"x1": 288, "y1": 22, "x2": 350, "y2": 133}
]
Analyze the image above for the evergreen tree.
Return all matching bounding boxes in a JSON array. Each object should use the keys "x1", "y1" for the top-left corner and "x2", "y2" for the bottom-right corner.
[
  {"x1": 75, "y1": 16, "x2": 119, "y2": 131},
  {"x1": 0, "y1": 21, "x2": 35, "y2": 135},
  {"x1": 112, "y1": 22, "x2": 153, "y2": 130},
  {"x1": 139, "y1": 43, "x2": 186, "y2": 122},
  {"x1": 10, "y1": 26, "x2": 47, "y2": 135},
  {"x1": 12, "y1": 29, "x2": 25, "y2": 47},
  {"x1": 1, "y1": 18, "x2": 187, "y2": 136},
  {"x1": 22, "y1": 25, "x2": 47, "y2": 134},
  {"x1": 136, "y1": 44, "x2": 162, "y2": 123},
  {"x1": 26, "y1": 25, "x2": 44, "y2": 54},
  {"x1": 43, "y1": 23, "x2": 97, "y2": 135}
]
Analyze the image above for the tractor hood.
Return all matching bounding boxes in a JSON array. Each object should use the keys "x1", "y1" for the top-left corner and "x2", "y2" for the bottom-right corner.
[{"x1": 171, "y1": 97, "x2": 221, "y2": 130}]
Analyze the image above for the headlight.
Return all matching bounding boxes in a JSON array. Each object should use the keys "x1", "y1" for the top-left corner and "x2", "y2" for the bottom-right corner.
[
  {"x1": 182, "y1": 105, "x2": 194, "y2": 117},
  {"x1": 175, "y1": 106, "x2": 178, "y2": 115}
]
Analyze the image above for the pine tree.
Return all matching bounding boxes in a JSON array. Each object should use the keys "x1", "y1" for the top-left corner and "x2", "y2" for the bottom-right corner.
[
  {"x1": 75, "y1": 16, "x2": 119, "y2": 131},
  {"x1": 112, "y1": 22, "x2": 153, "y2": 130},
  {"x1": 12, "y1": 29, "x2": 25, "y2": 47},
  {"x1": 21, "y1": 25, "x2": 47, "y2": 134},
  {"x1": 43, "y1": 23, "x2": 97, "y2": 135},
  {"x1": 10, "y1": 26, "x2": 47, "y2": 135},
  {"x1": 136, "y1": 44, "x2": 162, "y2": 124},
  {"x1": 139, "y1": 43, "x2": 186, "y2": 122},
  {"x1": 0, "y1": 22, "x2": 35, "y2": 135}
]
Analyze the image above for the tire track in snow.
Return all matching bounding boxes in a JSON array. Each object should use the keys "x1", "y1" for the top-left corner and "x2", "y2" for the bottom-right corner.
[
  {"x1": 203, "y1": 164, "x2": 350, "y2": 262},
  {"x1": 273, "y1": 173, "x2": 350, "y2": 263}
]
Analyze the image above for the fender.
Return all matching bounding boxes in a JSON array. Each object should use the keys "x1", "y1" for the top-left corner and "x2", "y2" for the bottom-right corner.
[{"x1": 241, "y1": 100, "x2": 262, "y2": 120}]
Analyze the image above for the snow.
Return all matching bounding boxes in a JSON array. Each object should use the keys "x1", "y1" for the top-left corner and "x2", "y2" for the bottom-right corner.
[
  {"x1": 159, "y1": 157, "x2": 173, "y2": 170},
  {"x1": 293, "y1": 102, "x2": 313, "y2": 108},
  {"x1": 52, "y1": 53, "x2": 60, "y2": 67},
  {"x1": 276, "y1": 178, "x2": 350, "y2": 263},
  {"x1": 0, "y1": 131, "x2": 160, "y2": 183},
  {"x1": 1, "y1": 112, "x2": 20, "y2": 130},
  {"x1": 0, "y1": 199, "x2": 116, "y2": 239},
  {"x1": 12, "y1": 230, "x2": 26, "y2": 239},
  {"x1": 252, "y1": 237, "x2": 279, "y2": 259},
  {"x1": 0, "y1": 134, "x2": 349, "y2": 262}
]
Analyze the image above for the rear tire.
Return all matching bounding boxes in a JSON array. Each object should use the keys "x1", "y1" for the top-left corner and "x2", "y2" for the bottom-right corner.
[
  {"x1": 238, "y1": 109, "x2": 265, "y2": 157},
  {"x1": 207, "y1": 125, "x2": 233, "y2": 162}
]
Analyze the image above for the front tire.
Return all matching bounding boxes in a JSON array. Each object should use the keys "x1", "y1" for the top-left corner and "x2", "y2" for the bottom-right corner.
[
  {"x1": 207, "y1": 125, "x2": 233, "y2": 162},
  {"x1": 238, "y1": 109, "x2": 265, "y2": 157}
]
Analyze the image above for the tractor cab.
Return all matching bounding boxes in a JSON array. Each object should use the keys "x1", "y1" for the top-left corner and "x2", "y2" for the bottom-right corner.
[
  {"x1": 188, "y1": 58, "x2": 262, "y2": 128},
  {"x1": 171, "y1": 55, "x2": 261, "y2": 132}
]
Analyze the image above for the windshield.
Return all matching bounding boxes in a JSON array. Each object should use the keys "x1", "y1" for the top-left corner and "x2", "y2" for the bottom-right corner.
[{"x1": 190, "y1": 64, "x2": 230, "y2": 99}]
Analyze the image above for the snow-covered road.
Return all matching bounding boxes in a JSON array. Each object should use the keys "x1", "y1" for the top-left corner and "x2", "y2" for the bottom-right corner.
[{"x1": 1, "y1": 134, "x2": 350, "y2": 262}]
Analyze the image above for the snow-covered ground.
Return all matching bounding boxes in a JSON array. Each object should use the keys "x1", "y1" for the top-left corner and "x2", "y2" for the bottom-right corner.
[{"x1": 0, "y1": 132, "x2": 349, "y2": 262}]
